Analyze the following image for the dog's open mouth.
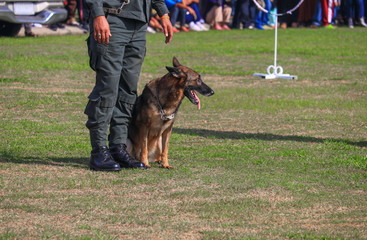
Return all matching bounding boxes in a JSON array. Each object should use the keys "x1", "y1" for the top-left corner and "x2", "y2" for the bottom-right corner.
[
  {"x1": 185, "y1": 89, "x2": 201, "y2": 109},
  {"x1": 191, "y1": 90, "x2": 201, "y2": 109}
]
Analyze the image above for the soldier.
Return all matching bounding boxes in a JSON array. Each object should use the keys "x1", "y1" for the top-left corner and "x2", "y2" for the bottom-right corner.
[{"x1": 85, "y1": 0, "x2": 173, "y2": 171}]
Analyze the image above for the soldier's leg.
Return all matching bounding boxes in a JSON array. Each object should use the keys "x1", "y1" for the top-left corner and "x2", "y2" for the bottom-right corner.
[
  {"x1": 85, "y1": 14, "x2": 136, "y2": 148},
  {"x1": 85, "y1": 40, "x2": 122, "y2": 149},
  {"x1": 109, "y1": 20, "x2": 147, "y2": 146},
  {"x1": 84, "y1": 35, "x2": 123, "y2": 171},
  {"x1": 108, "y1": 20, "x2": 148, "y2": 169},
  {"x1": 85, "y1": 15, "x2": 136, "y2": 171}
]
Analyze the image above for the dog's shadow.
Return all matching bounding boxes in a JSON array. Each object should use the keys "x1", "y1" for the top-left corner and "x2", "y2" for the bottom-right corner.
[
  {"x1": 1, "y1": 128, "x2": 365, "y2": 167},
  {"x1": 173, "y1": 128, "x2": 367, "y2": 147}
]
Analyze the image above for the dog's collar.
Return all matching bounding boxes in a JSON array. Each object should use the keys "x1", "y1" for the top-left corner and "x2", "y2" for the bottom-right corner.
[
  {"x1": 160, "y1": 110, "x2": 175, "y2": 121},
  {"x1": 146, "y1": 85, "x2": 178, "y2": 121}
]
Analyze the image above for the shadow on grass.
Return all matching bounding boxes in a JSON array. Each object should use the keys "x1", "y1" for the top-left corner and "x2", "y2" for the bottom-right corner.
[
  {"x1": 1, "y1": 129, "x2": 365, "y2": 166},
  {"x1": 0, "y1": 150, "x2": 87, "y2": 168},
  {"x1": 173, "y1": 128, "x2": 367, "y2": 147}
]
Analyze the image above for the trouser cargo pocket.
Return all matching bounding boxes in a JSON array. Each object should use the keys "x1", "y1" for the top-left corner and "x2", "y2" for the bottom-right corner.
[
  {"x1": 84, "y1": 95, "x2": 114, "y2": 129},
  {"x1": 86, "y1": 36, "x2": 108, "y2": 71}
]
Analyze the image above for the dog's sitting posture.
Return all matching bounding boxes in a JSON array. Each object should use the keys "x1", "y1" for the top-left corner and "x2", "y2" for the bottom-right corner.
[{"x1": 127, "y1": 57, "x2": 214, "y2": 168}]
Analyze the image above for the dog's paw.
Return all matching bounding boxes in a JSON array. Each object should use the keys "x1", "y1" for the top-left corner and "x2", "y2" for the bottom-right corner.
[
  {"x1": 161, "y1": 165, "x2": 174, "y2": 169},
  {"x1": 154, "y1": 160, "x2": 162, "y2": 164},
  {"x1": 145, "y1": 163, "x2": 152, "y2": 168}
]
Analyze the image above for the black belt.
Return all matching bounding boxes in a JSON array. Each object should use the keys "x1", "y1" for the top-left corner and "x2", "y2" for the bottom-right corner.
[{"x1": 103, "y1": 0, "x2": 130, "y2": 15}]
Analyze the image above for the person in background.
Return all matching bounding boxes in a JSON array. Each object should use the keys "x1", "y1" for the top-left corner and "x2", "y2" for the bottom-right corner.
[
  {"x1": 297, "y1": 0, "x2": 317, "y2": 27},
  {"x1": 205, "y1": 0, "x2": 232, "y2": 30},
  {"x1": 78, "y1": 0, "x2": 90, "y2": 32},
  {"x1": 268, "y1": 0, "x2": 277, "y2": 28},
  {"x1": 345, "y1": 0, "x2": 367, "y2": 27},
  {"x1": 165, "y1": 0, "x2": 197, "y2": 32},
  {"x1": 65, "y1": 0, "x2": 90, "y2": 32},
  {"x1": 24, "y1": 23, "x2": 37, "y2": 37},
  {"x1": 311, "y1": 0, "x2": 322, "y2": 27},
  {"x1": 65, "y1": 0, "x2": 80, "y2": 26},
  {"x1": 278, "y1": 0, "x2": 299, "y2": 28},
  {"x1": 320, "y1": 0, "x2": 336, "y2": 28},
  {"x1": 232, "y1": 0, "x2": 256, "y2": 29},
  {"x1": 255, "y1": 0, "x2": 272, "y2": 29},
  {"x1": 185, "y1": 0, "x2": 209, "y2": 31}
]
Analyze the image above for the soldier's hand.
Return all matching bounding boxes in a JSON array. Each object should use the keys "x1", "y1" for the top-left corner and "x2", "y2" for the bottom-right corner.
[
  {"x1": 93, "y1": 16, "x2": 111, "y2": 44},
  {"x1": 160, "y1": 15, "x2": 173, "y2": 44}
]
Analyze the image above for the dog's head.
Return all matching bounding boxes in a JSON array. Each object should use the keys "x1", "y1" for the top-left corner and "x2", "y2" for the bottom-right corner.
[{"x1": 166, "y1": 57, "x2": 214, "y2": 109}]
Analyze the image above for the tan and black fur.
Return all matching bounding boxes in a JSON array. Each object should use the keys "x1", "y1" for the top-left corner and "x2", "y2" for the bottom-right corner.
[{"x1": 127, "y1": 57, "x2": 214, "y2": 168}]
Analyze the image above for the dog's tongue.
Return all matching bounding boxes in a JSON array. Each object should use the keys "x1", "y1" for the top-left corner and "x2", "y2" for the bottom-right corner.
[{"x1": 191, "y1": 90, "x2": 201, "y2": 109}]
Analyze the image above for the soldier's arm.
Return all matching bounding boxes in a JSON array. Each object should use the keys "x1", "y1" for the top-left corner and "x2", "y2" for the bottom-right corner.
[
  {"x1": 86, "y1": 0, "x2": 105, "y2": 18},
  {"x1": 86, "y1": 0, "x2": 111, "y2": 44},
  {"x1": 152, "y1": 0, "x2": 173, "y2": 43},
  {"x1": 151, "y1": 0, "x2": 169, "y2": 17}
]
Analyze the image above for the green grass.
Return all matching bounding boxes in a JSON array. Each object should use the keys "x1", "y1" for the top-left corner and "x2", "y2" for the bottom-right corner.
[{"x1": 0, "y1": 28, "x2": 366, "y2": 239}]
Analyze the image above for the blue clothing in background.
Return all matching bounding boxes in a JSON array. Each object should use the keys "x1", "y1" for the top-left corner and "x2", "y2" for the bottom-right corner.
[{"x1": 165, "y1": 0, "x2": 182, "y2": 9}]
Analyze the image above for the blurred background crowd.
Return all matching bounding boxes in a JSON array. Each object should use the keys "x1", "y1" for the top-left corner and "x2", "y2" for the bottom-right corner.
[{"x1": 26, "y1": 0, "x2": 367, "y2": 37}]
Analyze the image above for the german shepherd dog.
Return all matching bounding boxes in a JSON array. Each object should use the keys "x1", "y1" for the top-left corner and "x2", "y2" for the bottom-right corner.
[{"x1": 127, "y1": 57, "x2": 214, "y2": 168}]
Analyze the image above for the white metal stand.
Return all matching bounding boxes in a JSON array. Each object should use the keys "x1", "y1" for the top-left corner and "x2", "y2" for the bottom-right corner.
[{"x1": 253, "y1": 15, "x2": 298, "y2": 80}]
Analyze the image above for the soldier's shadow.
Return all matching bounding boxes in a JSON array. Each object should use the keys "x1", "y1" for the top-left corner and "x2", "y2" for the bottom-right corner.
[{"x1": 0, "y1": 150, "x2": 87, "y2": 168}]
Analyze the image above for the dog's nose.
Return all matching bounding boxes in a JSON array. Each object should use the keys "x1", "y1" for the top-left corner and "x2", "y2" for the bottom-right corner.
[{"x1": 208, "y1": 90, "x2": 214, "y2": 96}]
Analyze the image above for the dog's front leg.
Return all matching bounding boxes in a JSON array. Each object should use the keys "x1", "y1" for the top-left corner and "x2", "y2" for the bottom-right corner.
[
  {"x1": 139, "y1": 133, "x2": 151, "y2": 168},
  {"x1": 153, "y1": 136, "x2": 163, "y2": 164},
  {"x1": 160, "y1": 128, "x2": 173, "y2": 169}
]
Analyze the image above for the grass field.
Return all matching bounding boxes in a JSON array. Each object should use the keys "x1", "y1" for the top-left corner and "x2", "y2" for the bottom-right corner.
[{"x1": 1, "y1": 27, "x2": 367, "y2": 239}]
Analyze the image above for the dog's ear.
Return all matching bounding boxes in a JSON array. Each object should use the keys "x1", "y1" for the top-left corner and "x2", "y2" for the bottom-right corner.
[
  {"x1": 166, "y1": 66, "x2": 185, "y2": 78},
  {"x1": 172, "y1": 57, "x2": 181, "y2": 67}
]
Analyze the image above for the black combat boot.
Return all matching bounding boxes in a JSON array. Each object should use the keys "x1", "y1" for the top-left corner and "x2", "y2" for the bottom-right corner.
[
  {"x1": 109, "y1": 144, "x2": 147, "y2": 169},
  {"x1": 89, "y1": 146, "x2": 121, "y2": 171}
]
